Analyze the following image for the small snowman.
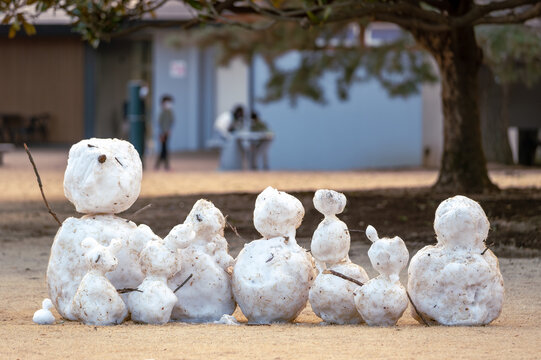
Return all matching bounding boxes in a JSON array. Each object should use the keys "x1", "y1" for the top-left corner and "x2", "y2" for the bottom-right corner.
[
  {"x1": 407, "y1": 195, "x2": 504, "y2": 326},
  {"x1": 33, "y1": 299, "x2": 56, "y2": 325},
  {"x1": 308, "y1": 189, "x2": 369, "y2": 324},
  {"x1": 353, "y1": 226, "x2": 409, "y2": 326},
  {"x1": 232, "y1": 187, "x2": 316, "y2": 324},
  {"x1": 71, "y1": 238, "x2": 128, "y2": 326},
  {"x1": 128, "y1": 227, "x2": 191, "y2": 324},
  {"x1": 47, "y1": 138, "x2": 158, "y2": 320},
  {"x1": 167, "y1": 200, "x2": 236, "y2": 323}
]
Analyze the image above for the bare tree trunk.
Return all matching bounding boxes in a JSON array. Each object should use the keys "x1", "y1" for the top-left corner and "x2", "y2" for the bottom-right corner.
[
  {"x1": 479, "y1": 65, "x2": 514, "y2": 164},
  {"x1": 412, "y1": 25, "x2": 498, "y2": 193}
]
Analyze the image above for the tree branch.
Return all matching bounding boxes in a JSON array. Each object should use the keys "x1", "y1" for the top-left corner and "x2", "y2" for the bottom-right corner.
[
  {"x1": 453, "y1": 0, "x2": 541, "y2": 27},
  {"x1": 475, "y1": 2, "x2": 541, "y2": 25}
]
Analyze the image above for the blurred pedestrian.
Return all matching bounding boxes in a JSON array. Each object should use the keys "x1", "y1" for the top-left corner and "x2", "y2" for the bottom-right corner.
[{"x1": 155, "y1": 95, "x2": 174, "y2": 170}]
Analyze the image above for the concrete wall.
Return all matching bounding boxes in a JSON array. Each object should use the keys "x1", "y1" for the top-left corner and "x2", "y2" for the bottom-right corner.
[
  {"x1": 216, "y1": 58, "x2": 249, "y2": 116},
  {"x1": 253, "y1": 53, "x2": 423, "y2": 170},
  {"x1": 152, "y1": 31, "x2": 202, "y2": 152}
]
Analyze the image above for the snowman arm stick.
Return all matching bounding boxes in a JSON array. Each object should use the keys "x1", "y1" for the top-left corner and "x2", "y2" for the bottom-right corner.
[
  {"x1": 406, "y1": 290, "x2": 430, "y2": 327},
  {"x1": 24, "y1": 143, "x2": 61, "y2": 226},
  {"x1": 127, "y1": 203, "x2": 153, "y2": 223},
  {"x1": 117, "y1": 288, "x2": 143, "y2": 294},
  {"x1": 322, "y1": 269, "x2": 364, "y2": 287},
  {"x1": 174, "y1": 273, "x2": 193, "y2": 293}
]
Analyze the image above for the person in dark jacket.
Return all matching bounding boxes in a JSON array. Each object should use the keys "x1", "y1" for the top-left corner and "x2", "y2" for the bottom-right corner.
[{"x1": 155, "y1": 95, "x2": 174, "y2": 170}]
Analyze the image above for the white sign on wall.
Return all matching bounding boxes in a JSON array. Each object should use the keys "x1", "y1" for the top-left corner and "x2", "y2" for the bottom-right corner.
[{"x1": 169, "y1": 60, "x2": 186, "y2": 78}]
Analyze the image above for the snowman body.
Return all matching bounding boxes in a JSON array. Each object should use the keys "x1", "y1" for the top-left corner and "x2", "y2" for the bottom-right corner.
[
  {"x1": 308, "y1": 190, "x2": 369, "y2": 324},
  {"x1": 354, "y1": 226, "x2": 409, "y2": 326},
  {"x1": 71, "y1": 238, "x2": 128, "y2": 325},
  {"x1": 46, "y1": 138, "x2": 156, "y2": 320},
  {"x1": 232, "y1": 187, "x2": 315, "y2": 324},
  {"x1": 407, "y1": 196, "x2": 504, "y2": 326},
  {"x1": 168, "y1": 200, "x2": 236, "y2": 322},
  {"x1": 129, "y1": 234, "x2": 187, "y2": 324}
]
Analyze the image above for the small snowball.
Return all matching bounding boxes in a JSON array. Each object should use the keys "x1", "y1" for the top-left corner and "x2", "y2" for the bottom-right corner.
[
  {"x1": 129, "y1": 239, "x2": 182, "y2": 324},
  {"x1": 353, "y1": 225, "x2": 409, "y2": 326},
  {"x1": 233, "y1": 188, "x2": 315, "y2": 324},
  {"x1": 309, "y1": 189, "x2": 369, "y2": 324},
  {"x1": 313, "y1": 189, "x2": 346, "y2": 217},
  {"x1": 213, "y1": 314, "x2": 240, "y2": 325},
  {"x1": 71, "y1": 238, "x2": 128, "y2": 325},
  {"x1": 33, "y1": 298, "x2": 55, "y2": 325},
  {"x1": 63, "y1": 138, "x2": 142, "y2": 214},
  {"x1": 309, "y1": 263, "x2": 368, "y2": 324},
  {"x1": 168, "y1": 200, "x2": 236, "y2": 323},
  {"x1": 253, "y1": 187, "x2": 304, "y2": 239},
  {"x1": 408, "y1": 195, "x2": 504, "y2": 326}
]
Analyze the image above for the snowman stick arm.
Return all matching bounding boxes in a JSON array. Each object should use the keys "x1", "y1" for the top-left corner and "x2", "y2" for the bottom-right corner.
[
  {"x1": 24, "y1": 143, "x2": 62, "y2": 226},
  {"x1": 174, "y1": 273, "x2": 194, "y2": 293},
  {"x1": 322, "y1": 269, "x2": 364, "y2": 287}
]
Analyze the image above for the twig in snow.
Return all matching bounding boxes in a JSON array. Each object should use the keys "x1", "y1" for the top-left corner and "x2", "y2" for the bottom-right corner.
[
  {"x1": 24, "y1": 143, "x2": 61, "y2": 226},
  {"x1": 117, "y1": 288, "x2": 142, "y2": 294},
  {"x1": 174, "y1": 273, "x2": 193, "y2": 293},
  {"x1": 322, "y1": 269, "x2": 364, "y2": 287}
]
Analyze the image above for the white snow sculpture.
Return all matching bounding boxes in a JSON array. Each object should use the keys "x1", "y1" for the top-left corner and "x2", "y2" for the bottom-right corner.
[
  {"x1": 353, "y1": 226, "x2": 409, "y2": 326},
  {"x1": 71, "y1": 238, "x2": 128, "y2": 325},
  {"x1": 128, "y1": 227, "x2": 191, "y2": 324},
  {"x1": 407, "y1": 195, "x2": 504, "y2": 326},
  {"x1": 232, "y1": 187, "x2": 316, "y2": 324},
  {"x1": 308, "y1": 189, "x2": 369, "y2": 324},
  {"x1": 167, "y1": 200, "x2": 236, "y2": 322},
  {"x1": 33, "y1": 299, "x2": 56, "y2": 325},
  {"x1": 47, "y1": 138, "x2": 158, "y2": 321}
]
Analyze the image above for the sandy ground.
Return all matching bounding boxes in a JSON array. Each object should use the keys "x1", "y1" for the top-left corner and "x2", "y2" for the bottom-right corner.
[
  {"x1": 1, "y1": 236, "x2": 540, "y2": 360},
  {"x1": 1, "y1": 148, "x2": 541, "y2": 359},
  {"x1": 0, "y1": 148, "x2": 540, "y2": 202}
]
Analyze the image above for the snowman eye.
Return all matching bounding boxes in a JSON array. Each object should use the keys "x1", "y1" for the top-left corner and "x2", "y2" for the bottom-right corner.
[{"x1": 98, "y1": 154, "x2": 107, "y2": 163}]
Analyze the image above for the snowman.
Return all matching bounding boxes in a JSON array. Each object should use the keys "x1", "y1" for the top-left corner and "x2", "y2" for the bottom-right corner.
[
  {"x1": 46, "y1": 138, "x2": 158, "y2": 320},
  {"x1": 308, "y1": 189, "x2": 369, "y2": 324},
  {"x1": 71, "y1": 238, "x2": 128, "y2": 325},
  {"x1": 128, "y1": 226, "x2": 192, "y2": 324},
  {"x1": 353, "y1": 226, "x2": 409, "y2": 326},
  {"x1": 166, "y1": 200, "x2": 236, "y2": 322},
  {"x1": 232, "y1": 187, "x2": 316, "y2": 324},
  {"x1": 407, "y1": 195, "x2": 504, "y2": 326}
]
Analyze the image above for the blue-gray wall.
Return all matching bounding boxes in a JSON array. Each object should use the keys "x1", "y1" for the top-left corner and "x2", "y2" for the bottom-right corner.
[
  {"x1": 253, "y1": 53, "x2": 423, "y2": 170},
  {"x1": 152, "y1": 31, "x2": 215, "y2": 152}
]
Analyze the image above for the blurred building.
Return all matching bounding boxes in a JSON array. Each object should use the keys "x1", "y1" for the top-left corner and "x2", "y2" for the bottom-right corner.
[{"x1": 1, "y1": 7, "x2": 538, "y2": 169}]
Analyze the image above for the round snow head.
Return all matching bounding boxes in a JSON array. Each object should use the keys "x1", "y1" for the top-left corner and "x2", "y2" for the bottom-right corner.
[
  {"x1": 368, "y1": 235, "x2": 409, "y2": 277},
  {"x1": 139, "y1": 241, "x2": 182, "y2": 279},
  {"x1": 434, "y1": 195, "x2": 489, "y2": 249},
  {"x1": 186, "y1": 199, "x2": 225, "y2": 236},
  {"x1": 81, "y1": 237, "x2": 122, "y2": 273},
  {"x1": 64, "y1": 138, "x2": 142, "y2": 214},
  {"x1": 313, "y1": 189, "x2": 346, "y2": 217},
  {"x1": 253, "y1": 187, "x2": 304, "y2": 239}
]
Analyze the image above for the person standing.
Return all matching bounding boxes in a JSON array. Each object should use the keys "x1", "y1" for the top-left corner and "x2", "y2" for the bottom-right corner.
[{"x1": 155, "y1": 95, "x2": 174, "y2": 170}]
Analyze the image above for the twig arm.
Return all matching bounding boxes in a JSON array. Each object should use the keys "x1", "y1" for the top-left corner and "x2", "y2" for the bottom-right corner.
[{"x1": 24, "y1": 143, "x2": 62, "y2": 226}]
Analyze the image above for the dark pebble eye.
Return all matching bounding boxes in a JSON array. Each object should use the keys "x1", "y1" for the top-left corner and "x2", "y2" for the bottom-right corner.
[{"x1": 98, "y1": 154, "x2": 107, "y2": 163}]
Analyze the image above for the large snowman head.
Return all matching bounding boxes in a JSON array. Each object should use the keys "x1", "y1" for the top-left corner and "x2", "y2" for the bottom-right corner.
[
  {"x1": 64, "y1": 138, "x2": 142, "y2": 214},
  {"x1": 434, "y1": 195, "x2": 489, "y2": 250},
  {"x1": 253, "y1": 187, "x2": 305, "y2": 239}
]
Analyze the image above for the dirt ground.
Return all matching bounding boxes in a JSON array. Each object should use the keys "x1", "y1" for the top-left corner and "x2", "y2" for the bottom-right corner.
[{"x1": 1, "y1": 149, "x2": 541, "y2": 359}]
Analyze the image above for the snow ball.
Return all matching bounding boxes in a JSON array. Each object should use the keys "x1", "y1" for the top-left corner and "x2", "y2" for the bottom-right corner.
[{"x1": 63, "y1": 138, "x2": 142, "y2": 214}]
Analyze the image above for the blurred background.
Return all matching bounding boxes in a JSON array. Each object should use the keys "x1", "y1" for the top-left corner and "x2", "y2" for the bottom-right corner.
[{"x1": 0, "y1": 1, "x2": 540, "y2": 172}]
